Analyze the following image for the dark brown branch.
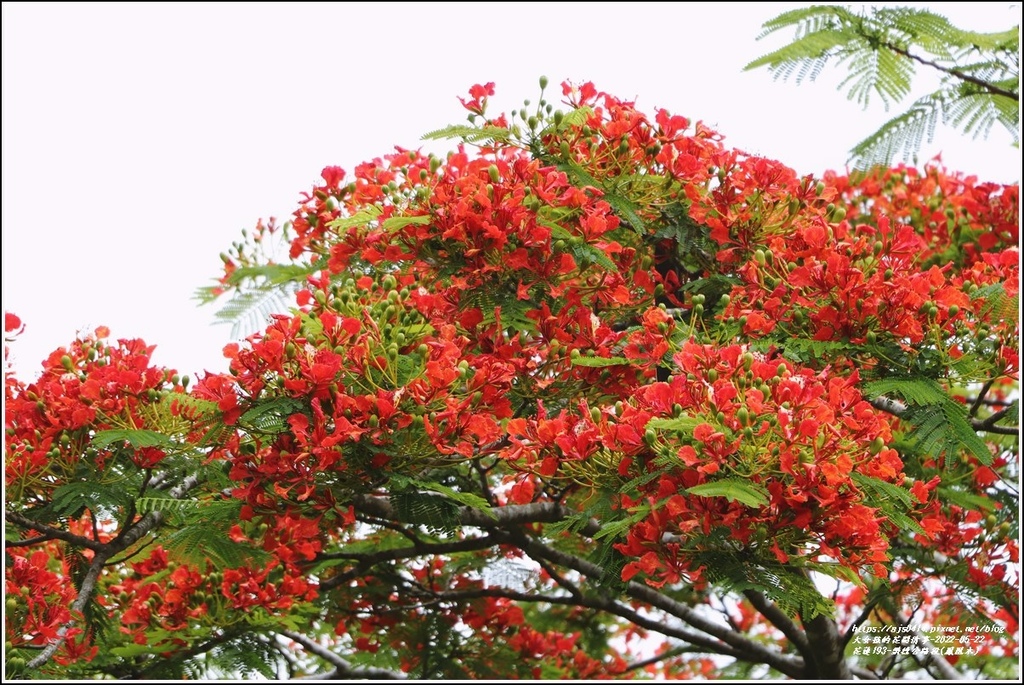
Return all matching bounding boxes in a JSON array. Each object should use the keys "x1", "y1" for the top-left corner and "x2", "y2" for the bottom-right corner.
[
  {"x1": 968, "y1": 379, "x2": 996, "y2": 417},
  {"x1": 4, "y1": 511, "x2": 106, "y2": 552},
  {"x1": 882, "y1": 40, "x2": 1018, "y2": 101},
  {"x1": 409, "y1": 585, "x2": 579, "y2": 608},
  {"x1": 4, "y1": 534, "x2": 54, "y2": 548},
  {"x1": 743, "y1": 589, "x2": 812, "y2": 658},
  {"x1": 534, "y1": 556, "x2": 584, "y2": 601},
  {"x1": 622, "y1": 645, "x2": 690, "y2": 673},
  {"x1": 895, "y1": 612, "x2": 963, "y2": 680},
  {"x1": 502, "y1": 532, "x2": 806, "y2": 678},
  {"x1": 973, "y1": 406, "x2": 1018, "y2": 435},
  {"x1": 281, "y1": 630, "x2": 405, "y2": 680},
  {"x1": 870, "y1": 396, "x2": 1019, "y2": 435},
  {"x1": 23, "y1": 474, "x2": 199, "y2": 670},
  {"x1": 350, "y1": 495, "x2": 601, "y2": 536},
  {"x1": 802, "y1": 613, "x2": 853, "y2": 679}
]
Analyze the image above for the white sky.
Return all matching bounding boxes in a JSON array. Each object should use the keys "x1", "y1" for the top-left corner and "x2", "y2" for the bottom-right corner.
[{"x1": 3, "y1": 2, "x2": 1020, "y2": 383}]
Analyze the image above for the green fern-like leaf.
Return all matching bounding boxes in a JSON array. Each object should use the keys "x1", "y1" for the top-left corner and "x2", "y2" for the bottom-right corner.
[
  {"x1": 327, "y1": 206, "x2": 383, "y2": 231},
  {"x1": 904, "y1": 403, "x2": 993, "y2": 467},
  {"x1": 864, "y1": 375, "x2": 994, "y2": 466},
  {"x1": 239, "y1": 397, "x2": 306, "y2": 435},
  {"x1": 851, "y1": 472, "x2": 926, "y2": 535},
  {"x1": 747, "y1": 4, "x2": 1019, "y2": 167},
  {"x1": 460, "y1": 285, "x2": 537, "y2": 335},
  {"x1": 646, "y1": 415, "x2": 701, "y2": 434},
  {"x1": 694, "y1": 550, "x2": 834, "y2": 620},
  {"x1": 91, "y1": 429, "x2": 176, "y2": 450},
  {"x1": 41, "y1": 480, "x2": 133, "y2": 520},
  {"x1": 570, "y1": 354, "x2": 630, "y2": 368},
  {"x1": 936, "y1": 485, "x2": 997, "y2": 512},
  {"x1": 390, "y1": 474, "x2": 496, "y2": 520},
  {"x1": 686, "y1": 479, "x2": 770, "y2": 508},
  {"x1": 570, "y1": 241, "x2": 620, "y2": 273},
  {"x1": 213, "y1": 283, "x2": 301, "y2": 340},
  {"x1": 381, "y1": 215, "x2": 432, "y2": 232},
  {"x1": 750, "y1": 336, "x2": 860, "y2": 366},
  {"x1": 604, "y1": 193, "x2": 646, "y2": 233},
  {"x1": 163, "y1": 522, "x2": 270, "y2": 569},
  {"x1": 421, "y1": 124, "x2": 512, "y2": 144},
  {"x1": 863, "y1": 377, "x2": 949, "y2": 405},
  {"x1": 390, "y1": 491, "x2": 461, "y2": 536},
  {"x1": 849, "y1": 92, "x2": 945, "y2": 168}
]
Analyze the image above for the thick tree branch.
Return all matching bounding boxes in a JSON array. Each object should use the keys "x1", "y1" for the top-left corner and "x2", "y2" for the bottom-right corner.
[
  {"x1": 743, "y1": 589, "x2": 812, "y2": 658},
  {"x1": 23, "y1": 474, "x2": 199, "y2": 670},
  {"x1": 4, "y1": 511, "x2": 106, "y2": 552},
  {"x1": 802, "y1": 613, "x2": 853, "y2": 679},
  {"x1": 316, "y1": 536, "x2": 500, "y2": 592},
  {"x1": 350, "y1": 495, "x2": 601, "y2": 536},
  {"x1": 281, "y1": 630, "x2": 405, "y2": 680},
  {"x1": 502, "y1": 532, "x2": 806, "y2": 678}
]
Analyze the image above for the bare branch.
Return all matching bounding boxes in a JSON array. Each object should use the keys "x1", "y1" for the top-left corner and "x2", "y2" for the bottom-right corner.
[
  {"x1": 968, "y1": 379, "x2": 996, "y2": 418},
  {"x1": 280, "y1": 630, "x2": 405, "y2": 680},
  {"x1": 351, "y1": 495, "x2": 601, "y2": 536},
  {"x1": 883, "y1": 41, "x2": 1018, "y2": 101},
  {"x1": 27, "y1": 551, "x2": 107, "y2": 670},
  {"x1": 22, "y1": 474, "x2": 199, "y2": 670},
  {"x1": 802, "y1": 613, "x2": 852, "y2": 679},
  {"x1": 503, "y1": 531, "x2": 806, "y2": 678},
  {"x1": 870, "y1": 396, "x2": 1019, "y2": 435},
  {"x1": 4, "y1": 511, "x2": 106, "y2": 552},
  {"x1": 743, "y1": 589, "x2": 811, "y2": 657}
]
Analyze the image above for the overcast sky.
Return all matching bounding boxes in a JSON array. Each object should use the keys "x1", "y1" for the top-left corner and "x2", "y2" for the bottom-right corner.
[{"x1": 3, "y1": 2, "x2": 1019, "y2": 383}]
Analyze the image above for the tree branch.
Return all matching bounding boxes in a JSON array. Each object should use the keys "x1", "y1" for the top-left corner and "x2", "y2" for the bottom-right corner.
[
  {"x1": 882, "y1": 40, "x2": 1019, "y2": 101},
  {"x1": 802, "y1": 612, "x2": 853, "y2": 679},
  {"x1": 280, "y1": 630, "x2": 405, "y2": 680},
  {"x1": 502, "y1": 531, "x2": 806, "y2": 678},
  {"x1": 896, "y1": 613, "x2": 963, "y2": 680},
  {"x1": 316, "y1": 536, "x2": 499, "y2": 592},
  {"x1": 743, "y1": 589, "x2": 812, "y2": 658},
  {"x1": 4, "y1": 511, "x2": 106, "y2": 552},
  {"x1": 27, "y1": 549, "x2": 108, "y2": 669},
  {"x1": 350, "y1": 495, "x2": 601, "y2": 536},
  {"x1": 968, "y1": 379, "x2": 996, "y2": 418},
  {"x1": 870, "y1": 396, "x2": 1019, "y2": 435},
  {"x1": 22, "y1": 474, "x2": 199, "y2": 670}
]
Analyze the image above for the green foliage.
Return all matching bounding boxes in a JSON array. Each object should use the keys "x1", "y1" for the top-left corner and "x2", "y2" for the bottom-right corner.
[
  {"x1": 197, "y1": 260, "x2": 325, "y2": 339},
  {"x1": 693, "y1": 548, "x2": 835, "y2": 620},
  {"x1": 685, "y1": 479, "x2": 770, "y2": 508},
  {"x1": 91, "y1": 429, "x2": 176, "y2": 450},
  {"x1": 863, "y1": 377, "x2": 993, "y2": 467},
  {"x1": 421, "y1": 124, "x2": 513, "y2": 145},
  {"x1": 162, "y1": 521, "x2": 268, "y2": 569},
  {"x1": 34, "y1": 479, "x2": 134, "y2": 522},
  {"x1": 747, "y1": 5, "x2": 1019, "y2": 167},
  {"x1": 389, "y1": 490, "x2": 461, "y2": 536},
  {"x1": 389, "y1": 474, "x2": 495, "y2": 518},
  {"x1": 238, "y1": 398, "x2": 306, "y2": 436},
  {"x1": 851, "y1": 472, "x2": 926, "y2": 535},
  {"x1": 570, "y1": 354, "x2": 630, "y2": 368}
]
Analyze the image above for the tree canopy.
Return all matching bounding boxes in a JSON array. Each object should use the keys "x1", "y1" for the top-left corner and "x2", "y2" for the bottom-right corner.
[
  {"x1": 4, "y1": 74, "x2": 1019, "y2": 680},
  {"x1": 745, "y1": 4, "x2": 1020, "y2": 169}
]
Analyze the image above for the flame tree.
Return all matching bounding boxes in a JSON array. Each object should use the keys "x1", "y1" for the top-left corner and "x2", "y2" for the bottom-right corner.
[{"x1": 5, "y1": 78, "x2": 1019, "y2": 680}]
